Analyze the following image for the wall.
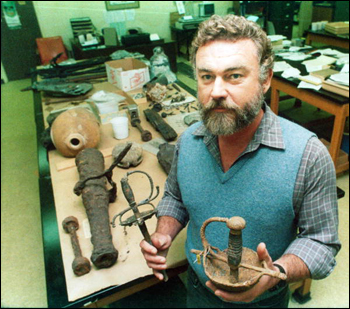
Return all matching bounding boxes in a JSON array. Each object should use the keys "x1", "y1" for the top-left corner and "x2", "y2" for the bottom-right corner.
[{"x1": 33, "y1": 1, "x2": 233, "y2": 51}]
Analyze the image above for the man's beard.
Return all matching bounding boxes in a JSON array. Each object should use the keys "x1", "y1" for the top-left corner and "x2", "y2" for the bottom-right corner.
[{"x1": 198, "y1": 87, "x2": 265, "y2": 136}]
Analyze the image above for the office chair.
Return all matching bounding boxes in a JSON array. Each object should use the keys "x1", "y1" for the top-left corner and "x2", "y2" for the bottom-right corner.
[{"x1": 36, "y1": 36, "x2": 69, "y2": 65}]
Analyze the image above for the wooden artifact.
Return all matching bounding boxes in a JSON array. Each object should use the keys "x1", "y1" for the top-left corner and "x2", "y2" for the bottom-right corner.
[
  {"x1": 62, "y1": 216, "x2": 91, "y2": 276},
  {"x1": 143, "y1": 108, "x2": 178, "y2": 142},
  {"x1": 74, "y1": 145, "x2": 131, "y2": 268},
  {"x1": 191, "y1": 217, "x2": 287, "y2": 292}
]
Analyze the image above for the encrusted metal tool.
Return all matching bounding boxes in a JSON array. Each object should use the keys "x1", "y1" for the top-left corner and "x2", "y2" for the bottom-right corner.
[
  {"x1": 125, "y1": 104, "x2": 152, "y2": 142},
  {"x1": 62, "y1": 216, "x2": 91, "y2": 276},
  {"x1": 191, "y1": 216, "x2": 287, "y2": 292},
  {"x1": 111, "y1": 171, "x2": 168, "y2": 282}
]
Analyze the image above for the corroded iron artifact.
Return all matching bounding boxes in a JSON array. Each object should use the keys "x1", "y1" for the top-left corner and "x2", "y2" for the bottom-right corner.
[
  {"x1": 62, "y1": 216, "x2": 91, "y2": 276},
  {"x1": 126, "y1": 104, "x2": 152, "y2": 142},
  {"x1": 191, "y1": 217, "x2": 287, "y2": 292},
  {"x1": 111, "y1": 171, "x2": 168, "y2": 281},
  {"x1": 156, "y1": 143, "x2": 175, "y2": 174},
  {"x1": 146, "y1": 83, "x2": 168, "y2": 103},
  {"x1": 74, "y1": 144, "x2": 132, "y2": 268},
  {"x1": 112, "y1": 142, "x2": 143, "y2": 169},
  {"x1": 144, "y1": 108, "x2": 178, "y2": 142}
]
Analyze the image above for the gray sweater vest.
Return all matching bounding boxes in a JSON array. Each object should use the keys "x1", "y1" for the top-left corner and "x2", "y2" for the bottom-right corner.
[{"x1": 178, "y1": 117, "x2": 314, "y2": 301}]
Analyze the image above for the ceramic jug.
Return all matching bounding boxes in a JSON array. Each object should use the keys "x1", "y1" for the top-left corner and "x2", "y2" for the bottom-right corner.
[{"x1": 51, "y1": 107, "x2": 100, "y2": 157}]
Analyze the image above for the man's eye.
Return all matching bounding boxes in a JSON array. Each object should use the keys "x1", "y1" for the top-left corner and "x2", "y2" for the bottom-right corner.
[
  {"x1": 229, "y1": 74, "x2": 242, "y2": 79},
  {"x1": 201, "y1": 75, "x2": 213, "y2": 81}
]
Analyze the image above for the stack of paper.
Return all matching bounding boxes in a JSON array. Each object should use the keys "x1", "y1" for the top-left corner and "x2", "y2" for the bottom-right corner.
[
  {"x1": 302, "y1": 55, "x2": 337, "y2": 72},
  {"x1": 322, "y1": 72, "x2": 349, "y2": 97},
  {"x1": 325, "y1": 22, "x2": 349, "y2": 35},
  {"x1": 268, "y1": 35, "x2": 286, "y2": 51},
  {"x1": 328, "y1": 73, "x2": 349, "y2": 87}
]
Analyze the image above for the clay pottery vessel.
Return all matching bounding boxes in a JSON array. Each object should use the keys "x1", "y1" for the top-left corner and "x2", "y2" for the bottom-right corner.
[{"x1": 51, "y1": 107, "x2": 101, "y2": 157}]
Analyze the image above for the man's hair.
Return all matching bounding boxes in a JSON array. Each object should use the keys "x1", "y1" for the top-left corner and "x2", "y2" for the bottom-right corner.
[{"x1": 190, "y1": 14, "x2": 274, "y2": 83}]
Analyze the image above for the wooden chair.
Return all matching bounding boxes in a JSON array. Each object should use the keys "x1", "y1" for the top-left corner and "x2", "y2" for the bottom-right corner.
[{"x1": 36, "y1": 36, "x2": 68, "y2": 65}]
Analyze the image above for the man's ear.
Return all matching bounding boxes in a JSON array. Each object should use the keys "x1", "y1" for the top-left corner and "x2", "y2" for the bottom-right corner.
[{"x1": 262, "y1": 68, "x2": 273, "y2": 94}]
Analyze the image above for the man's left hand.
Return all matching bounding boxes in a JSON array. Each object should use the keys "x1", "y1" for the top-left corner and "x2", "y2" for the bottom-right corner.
[{"x1": 205, "y1": 242, "x2": 281, "y2": 303}]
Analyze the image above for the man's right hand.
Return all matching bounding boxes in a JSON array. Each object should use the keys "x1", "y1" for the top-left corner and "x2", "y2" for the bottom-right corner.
[{"x1": 140, "y1": 232, "x2": 172, "y2": 281}]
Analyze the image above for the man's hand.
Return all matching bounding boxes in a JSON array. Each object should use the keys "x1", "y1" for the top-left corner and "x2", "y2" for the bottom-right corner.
[
  {"x1": 140, "y1": 232, "x2": 172, "y2": 281},
  {"x1": 206, "y1": 243, "x2": 282, "y2": 303}
]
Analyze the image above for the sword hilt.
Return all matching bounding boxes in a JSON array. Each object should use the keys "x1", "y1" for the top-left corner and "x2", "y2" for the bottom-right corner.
[
  {"x1": 111, "y1": 205, "x2": 157, "y2": 228},
  {"x1": 110, "y1": 171, "x2": 168, "y2": 281},
  {"x1": 111, "y1": 171, "x2": 159, "y2": 228},
  {"x1": 121, "y1": 175, "x2": 137, "y2": 208}
]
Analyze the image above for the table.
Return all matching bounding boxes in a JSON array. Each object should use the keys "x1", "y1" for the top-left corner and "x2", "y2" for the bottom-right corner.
[
  {"x1": 270, "y1": 63, "x2": 349, "y2": 175},
  {"x1": 32, "y1": 77, "x2": 194, "y2": 307},
  {"x1": 306, "y1": 30, "x2": 349, "y2": 49},
  {"x1": 70, "y1": 38, "x2": 178, "y2": 73}
]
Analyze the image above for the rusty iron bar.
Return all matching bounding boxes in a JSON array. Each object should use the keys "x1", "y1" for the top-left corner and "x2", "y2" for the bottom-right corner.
[{"x1": 62, "y1": 216, "x2": 91, "y2": 276}]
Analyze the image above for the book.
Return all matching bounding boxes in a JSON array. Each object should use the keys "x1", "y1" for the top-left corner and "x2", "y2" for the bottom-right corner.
[
  {"x1": 325, "y1": 22, "x2": 349, "y2": 35},
  {"x1": 310, "y1": 68, "x2": 339, "y2": 80},
  {"x1": 298, "y1": 75, "x2": 323, "y2": 85},
  {"x1": 322, "y1": 80, "x2": 349, "y2": 97}
]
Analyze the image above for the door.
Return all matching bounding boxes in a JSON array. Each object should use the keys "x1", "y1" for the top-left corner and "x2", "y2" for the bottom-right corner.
[{"x1": 1, "y1": 1, "x2": 42, "y2": 81}]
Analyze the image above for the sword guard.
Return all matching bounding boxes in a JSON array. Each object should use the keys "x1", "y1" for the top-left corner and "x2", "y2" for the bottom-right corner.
[
  {"x1": 111, "y1": 204, "x2": 157, "y2": 228},
  {"x1": 111, "y1": 170, "x2": 159, "y2": 228}
]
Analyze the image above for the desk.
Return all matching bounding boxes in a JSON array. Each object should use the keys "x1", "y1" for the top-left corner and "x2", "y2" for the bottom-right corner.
[
  {"x1": 306, "y1": 30, "x2": 349, "y2": 49},
  {"x1": 70, "y1": 38, "x2": 178, "y2": 73},
  {"x1": 32, "y1": 78, "x2": 194, "y2": 307},
  {"x1": 270, "y1": 70, "x2": 349, "y2": 175}
]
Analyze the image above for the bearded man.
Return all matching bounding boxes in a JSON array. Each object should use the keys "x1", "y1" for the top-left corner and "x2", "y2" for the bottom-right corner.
[{"x1": 140, "y1": 15, "x2": 340, "y2": 308}]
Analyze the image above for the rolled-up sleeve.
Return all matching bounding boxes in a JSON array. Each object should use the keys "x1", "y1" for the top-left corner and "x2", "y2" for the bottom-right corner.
[
  {"x1": 285, "y1": 137, "x2": 341, "y2": 279},
  {"x1": 157, "y1": 142, "x2": 189, "y2": 227}
]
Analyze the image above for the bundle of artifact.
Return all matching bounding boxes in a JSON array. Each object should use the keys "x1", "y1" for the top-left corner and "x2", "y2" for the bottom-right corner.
[
  {"x1": 73, "y1": 143, "x2": 132, "y2": 268},
  {"x1": 191, "y1": 216, "x2": 287, "y2": 292},
  {"x1": 21, "y1": 79, "x2": 93, "y2": 97},
  {"x1": 32, "y1": 56, "x2": 110, "y2": 79}
]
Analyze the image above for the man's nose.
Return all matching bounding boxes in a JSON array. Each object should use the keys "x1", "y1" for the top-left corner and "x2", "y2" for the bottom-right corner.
[{"x1": 211, "y1": 77, "x2": 228, "y2": 100}]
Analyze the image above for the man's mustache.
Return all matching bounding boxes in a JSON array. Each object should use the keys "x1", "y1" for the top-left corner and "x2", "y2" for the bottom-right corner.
[{"x1": 203, "y1": 99, "x2": 239, "y2": 112}]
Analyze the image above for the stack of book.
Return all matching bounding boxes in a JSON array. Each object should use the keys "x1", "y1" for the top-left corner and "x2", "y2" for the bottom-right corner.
[
  {"x1": 321, "y1": 72, "x2": 349, "y2": 97},
  {"x1": 325, "y1": 22, "x2": 349, "y2": 35},
  {"x1": 267, "y1": 35, "x2": 286, "y2": 51}
]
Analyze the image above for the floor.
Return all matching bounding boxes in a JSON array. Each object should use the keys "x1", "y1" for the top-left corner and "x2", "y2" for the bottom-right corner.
[{"x1": 1, "y1": 67, "x2": 349, "y2": 308}]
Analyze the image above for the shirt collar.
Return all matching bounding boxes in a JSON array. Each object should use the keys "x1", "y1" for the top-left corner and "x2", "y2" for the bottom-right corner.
[{"x1": 192, "y1": 103, "x2": 285, "y2": 150}]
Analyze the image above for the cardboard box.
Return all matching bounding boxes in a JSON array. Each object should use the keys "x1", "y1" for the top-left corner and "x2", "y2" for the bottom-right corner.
[{"x1": 105, "y1": 58, "x2": 150, "y2": 92}]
